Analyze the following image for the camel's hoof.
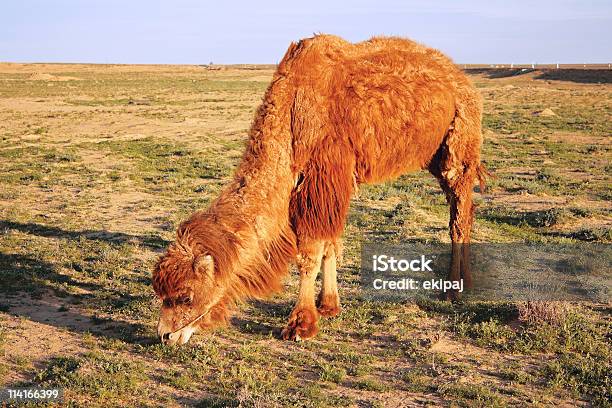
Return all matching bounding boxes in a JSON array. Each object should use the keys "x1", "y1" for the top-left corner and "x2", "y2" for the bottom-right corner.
[
  {"x1": 317, "y1": 294, "x2": 341, "y2": 317},
  {"x1": 281, "y1": 308, "x2": 318, "y2": 341},
  {"x1": 317, "y1": 304, "x2": 341, "y2": 318},
  {"x1": 442, "y1": 289, "x2": 462, "y2": 302}
]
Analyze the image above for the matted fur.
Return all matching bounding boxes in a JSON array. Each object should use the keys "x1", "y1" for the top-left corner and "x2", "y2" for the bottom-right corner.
[{"x1": 153, "y1": 34, "x2": 485, "y2": 327}]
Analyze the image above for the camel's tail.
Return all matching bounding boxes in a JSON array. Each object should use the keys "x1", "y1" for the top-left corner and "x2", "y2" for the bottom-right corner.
[{"x1": 476, "y1": 162, "x2": 494, "y2": 193}]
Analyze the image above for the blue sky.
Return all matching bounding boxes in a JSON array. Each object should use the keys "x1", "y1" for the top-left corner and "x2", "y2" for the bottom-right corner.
[{"x1": 1, "y1": 0, "x2": 610, "y2": 64}]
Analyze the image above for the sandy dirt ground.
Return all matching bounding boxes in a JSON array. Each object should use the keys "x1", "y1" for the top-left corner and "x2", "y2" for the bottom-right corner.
[{"x1": 0, "y1": 63, "x2": 610, "y2": 407}]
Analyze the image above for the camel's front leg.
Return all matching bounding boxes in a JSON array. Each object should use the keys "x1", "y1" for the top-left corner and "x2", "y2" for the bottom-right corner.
[
  {"x1": 317, "y1": 241, "x2": 341, "y2": 317},
  {"x1": 281, "y1": 239, "x2": 324, "y2": 341}
]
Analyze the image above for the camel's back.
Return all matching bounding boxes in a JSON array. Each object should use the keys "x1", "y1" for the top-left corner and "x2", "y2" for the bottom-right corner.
[
  {"x1": 282, "y1": 35, "x2": 478, "y2": 183},
  {"x1": 296, "y1": 35, "x2": 470, "y2": 92}
]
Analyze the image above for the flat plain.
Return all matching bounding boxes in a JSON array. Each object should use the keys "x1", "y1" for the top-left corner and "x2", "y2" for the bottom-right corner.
[{"x1": 0, "y1": 63, "x2": 610, "y2": 407}]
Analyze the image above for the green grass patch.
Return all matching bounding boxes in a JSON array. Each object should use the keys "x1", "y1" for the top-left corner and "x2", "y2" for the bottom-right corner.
[{"x1": 35, "y1": 353, "x2": 147, "y2": 402}]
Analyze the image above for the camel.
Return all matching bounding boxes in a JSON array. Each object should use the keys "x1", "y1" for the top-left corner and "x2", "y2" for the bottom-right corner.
[{"x1": 153, "y1": 35, "x2": 487, "y2": 345}]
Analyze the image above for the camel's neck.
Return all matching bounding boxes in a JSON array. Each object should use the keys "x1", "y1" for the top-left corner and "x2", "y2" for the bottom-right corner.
[
  {"x1": 205, "y1": 83, "x2": 298, "y2": 279},
  {"x1": 219, "y1": 105, "x2": 295, "y2": 233},
  {"x1": 191, "y1": 115, "x2": 295, "y2": 308},
  {"x1": 175, "y1": 74, "x2": 300, "y2": 311}
]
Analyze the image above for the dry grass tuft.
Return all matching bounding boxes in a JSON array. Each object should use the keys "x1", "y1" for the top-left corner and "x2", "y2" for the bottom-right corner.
[{"x1": 517, "y1": 301, "x2": 571, "y2": 326}]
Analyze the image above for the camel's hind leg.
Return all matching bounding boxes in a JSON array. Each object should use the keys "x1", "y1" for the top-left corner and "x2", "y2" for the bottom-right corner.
[
  {"x1": 442, "y1": 173, "x2": 476, "y2": 294},
  {"x1": 430, "y1": 99, "x2": 483, "y2": 299},
  {"x1": 435, "y1": 165, "x2": 477, "y2": 300},
  {"x1": 317, "y1": 240, "x2": 341, "y2": 317}
]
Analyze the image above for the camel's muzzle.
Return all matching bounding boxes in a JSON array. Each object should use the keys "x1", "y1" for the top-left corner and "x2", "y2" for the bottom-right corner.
[
  {"x1": 159, "y1": 325, "x2": 196, "y2": 346},
  {"x1": 158, "y1": 308, "x2": 211, "y2": 346}
]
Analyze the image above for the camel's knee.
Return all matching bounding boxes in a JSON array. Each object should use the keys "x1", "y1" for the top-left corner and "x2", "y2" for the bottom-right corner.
[
  {"x1": 296, "y1": 240, "x2": 325, "y2": 273},
  {"x1": 323, "y1": 240, "x2": 343, "y2": 264},
  {"x1": 293, "y1": 239, "x2": 325, "y2": 310},
  {"x1": 449, "y1": 204, "x2": 475, "y2": 243}
]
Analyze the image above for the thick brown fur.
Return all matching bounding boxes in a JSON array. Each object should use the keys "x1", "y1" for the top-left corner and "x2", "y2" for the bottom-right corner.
[{"x1": 153, "y1": 34, "x2": 486, "y2": 331}]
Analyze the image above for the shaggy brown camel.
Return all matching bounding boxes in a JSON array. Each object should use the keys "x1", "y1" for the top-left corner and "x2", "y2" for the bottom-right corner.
[{"x1": 153, "y1": 34, "x2": 486, "y2": 345}]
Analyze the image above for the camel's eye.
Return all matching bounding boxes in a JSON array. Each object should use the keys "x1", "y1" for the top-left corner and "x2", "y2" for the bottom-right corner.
[{"x1": 177, "y1": 295, "x2": 192, "y2": 305}]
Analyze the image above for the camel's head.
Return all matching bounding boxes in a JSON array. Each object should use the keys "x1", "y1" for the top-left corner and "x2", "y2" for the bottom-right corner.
[{"x1": 152, "y1": 245, "x2": 224, "y2": 346}]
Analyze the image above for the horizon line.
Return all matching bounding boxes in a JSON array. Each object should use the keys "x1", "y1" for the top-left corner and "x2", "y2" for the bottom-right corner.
[{"x1": 1, "y1": 61, "x2": 611, "y2": 67}]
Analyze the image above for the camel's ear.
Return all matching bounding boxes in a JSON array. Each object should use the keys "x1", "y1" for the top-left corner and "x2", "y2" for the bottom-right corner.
[{"x1": 193, "y1": 254, "x2": 214, "y2": 280}]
